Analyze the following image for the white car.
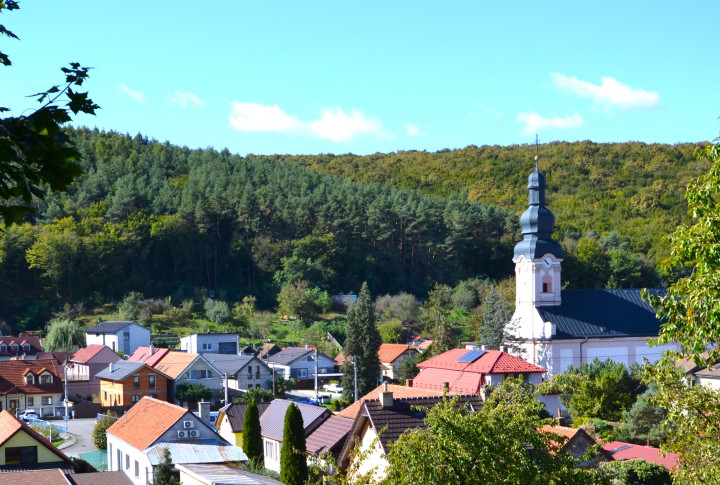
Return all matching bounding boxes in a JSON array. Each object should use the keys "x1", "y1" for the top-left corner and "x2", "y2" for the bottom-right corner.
[
  {"x1": 19, "y1": 409, "x2": 38, "y2": 422},
  {"x1": 324, "y1": 383, "x2": 343, "y2": 393}
]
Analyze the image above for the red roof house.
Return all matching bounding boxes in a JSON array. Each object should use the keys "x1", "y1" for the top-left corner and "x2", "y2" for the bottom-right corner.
[
  {"x1": 0, "y1": 335, "x2": 43, "y2": 359},
  {"x1": 413, "y1": 348, "x2": 546, "y2": 394},
  {"x1": 601, "y1": 441, "x2": 679, "y2": 471},
  {"x1": 127, "y1": 345, "x2": 170, "y2": 368}
]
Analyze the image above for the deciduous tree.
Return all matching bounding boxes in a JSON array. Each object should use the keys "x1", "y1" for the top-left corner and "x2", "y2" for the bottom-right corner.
[{"x1": 44, "y1": 317, "x2": 86, "y2": 352}]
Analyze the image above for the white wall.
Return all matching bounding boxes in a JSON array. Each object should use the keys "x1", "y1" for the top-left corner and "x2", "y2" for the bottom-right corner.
[{"x1": 107, "y1": 435, "x2": 154, "y2": 485}]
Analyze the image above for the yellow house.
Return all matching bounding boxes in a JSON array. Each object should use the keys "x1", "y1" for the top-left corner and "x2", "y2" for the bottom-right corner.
[
  {"x1": 216, "y1": 401, "x2": 271, "y2": 447},
  {"x1": 0, "y1": 410, "x2": 73, "y2": 471}
]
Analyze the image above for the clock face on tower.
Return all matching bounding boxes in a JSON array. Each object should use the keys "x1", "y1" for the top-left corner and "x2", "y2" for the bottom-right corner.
[{"x1": 542, "y1": 257, "x2": 553, "y2": 269}]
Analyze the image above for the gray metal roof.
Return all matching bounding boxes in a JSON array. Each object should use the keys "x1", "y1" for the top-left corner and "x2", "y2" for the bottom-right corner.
[
  {"x1": 538, "y1": 288, "x2": 665, "y2": 339},
  {"x1": 144, "y1": 440, "x2": 247, "y2": 465},
  {"x1": 86, "y1": 321, "x2": 137, "y2": 333},
  {"x1": 175, "y1": 464, "x2": 282, "y2": 484},
  {"x1": 94, "y1": 360, "x2": 146, "y2": 381},
  {"x1": 203, "y1": 353, "x2": 256, "y2": 375},
  {"x1": 259, "y1": 399, "x2": 330, "y2": 441},
  {"x1": 267, "y1": 347, "x2": 313, "y2": 365}
]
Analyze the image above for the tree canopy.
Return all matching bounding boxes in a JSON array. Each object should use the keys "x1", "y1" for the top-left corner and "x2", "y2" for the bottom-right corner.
[
  {"x1": 44, "y1": 317, "x2": 86, "y2": 352},
  {"x1": 342, "y1": 282, "x2": 381, "y2": 400}
]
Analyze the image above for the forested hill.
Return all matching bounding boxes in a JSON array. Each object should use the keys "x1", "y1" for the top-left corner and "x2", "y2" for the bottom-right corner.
[
  {"x1": 270, "y1": 141, "x2": 707, "y2": 261},
  {"x1": 0, "y1": 128, "x2": 518, "y2": 325}
]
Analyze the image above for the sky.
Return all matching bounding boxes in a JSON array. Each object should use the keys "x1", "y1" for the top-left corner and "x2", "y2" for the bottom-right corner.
[{"x1": 3, "y1": 1, "x2": 720, "y2": 156}]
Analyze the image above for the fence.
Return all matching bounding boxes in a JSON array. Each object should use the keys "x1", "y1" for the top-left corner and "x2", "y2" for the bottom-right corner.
[{"x1": 27, "y1": 417, "x2": 67, "y2": 438}]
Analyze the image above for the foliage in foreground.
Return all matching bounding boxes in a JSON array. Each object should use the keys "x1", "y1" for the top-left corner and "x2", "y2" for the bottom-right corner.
[
  {"x1": 92, "y1": 412, "x2": 117, "y2": 450},
  {"x1": 383, "y1": 379, "x2": 605, "y2": 485},
  {"x1": 599, "y1": 459, "x2": 672, "y2": 485}
]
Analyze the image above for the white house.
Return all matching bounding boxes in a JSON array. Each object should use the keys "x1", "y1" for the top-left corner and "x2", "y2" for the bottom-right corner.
[
  {"x1": 85, "y1": 321, "x2": 150, "y2": 357},
  {"x1": 180, "y1": 333, "x2": 239, "y2": 355},
  {"x1": 509, "y1": 156, "x2": 674, "y2": 377},
  {"x1": 266, "y1": 347, "x2": 339, "y2": 385},
  {"x1": 106, "y1": 397, "x2": 246, "y2": 485},
  {"x1": 203, "y1": 353, "x2": 273, "y2": 392}
]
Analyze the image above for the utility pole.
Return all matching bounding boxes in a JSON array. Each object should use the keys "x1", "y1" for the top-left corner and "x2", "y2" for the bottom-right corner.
[
  {"x1": 63, "y1": 357, "x2": 69, "y2": 429},
  {"x1": 353, "y1": 355, "x2": 358, "y2": 402},
  {"x1": 314, "y1": 348, "x2": 319, "y2": 403},
  {"x1": 224, "y1": 373, "x2": 228, "y2": 406}
]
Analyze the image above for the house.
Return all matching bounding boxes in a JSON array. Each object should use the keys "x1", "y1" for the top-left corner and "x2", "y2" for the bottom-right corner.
[
  {"x1": 259, "y1": 399, "x2": 331, "y2": 473},
  {"x1": 67, "y1": 345, "x2": 123, "y2": 382},
  {"x1": 179, "y1": 333, "x2": 239, "y2": 355},
  {"x1": 0, "y1": 409, "x2": 73, "y2": 472},
  {"x1": 203, "y1": 353, "x2": 272, "y2": 392},
  {"x1": 266, "y1": 347, "x2": 339, "y2": 387},
  {"x1": 150, "y1": 351, "x2": 224, "y2": 406},
  {"x1": 377, "y1": 344, "x2": 418, "y2": 380},
  {"x1": 601, "y1": 441, "x2": 679, "y2": 471},
  {"x1": 305, "y1": 415, "x2": 354, "y2": 463},
  {"x1": 95, "y1": 361, "x2": 171, "y2": 407},
  {"x1": 413, "y1": 348, "x2": 546, "y2": 394},
  {"x1": 338, "y1": 389, "x2": 483, "y2": 480},
  {"x1": 257, "y1": 343, "x2": 281, "y2": 361},
  {"x1": 0, "y1": 359, "x2": 64, "y2": 417},
  {"x1": 216, "y1": 401, "x2": 272, "y2": 446},
  {"x1": 106, "y1": 397, "x2": 247, "y2": 485},
  {"x1": 509, "y1": 157, "x2": 674, "y2": 376},
  {"x1": 85, "y1": 321, "x2": 151, "y2": 357},
  {"x1": 175, "y1": 463, "x2": 282, "y2": 484},
  {"x1": 542, "y1": 425, "x2": 611, "y2": 467},
  {"x1": 337, "y1": 383, "x2": 444, "y2": 420},
  {"x1": 0, "y1": 335, "x2": 43, "y2": 361}
]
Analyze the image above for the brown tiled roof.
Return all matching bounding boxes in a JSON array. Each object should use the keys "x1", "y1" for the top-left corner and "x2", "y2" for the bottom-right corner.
[
  {"x1": 34, "y1": 352, "x2": 74, "y2": 364},
  {"x1": 258, "y1": 343, "x2": 281, "y2": 359},
  {"x1": 0, "y1": 468, "x2": 70, "y2": 484},
  {"x1": 106, "y1": 396, "x2": 188, "y2": 450},
  {"x1": 70, "y1": 471, "x2": 133, "y2": 485},
  {"x1": 305, "y1": 415, "x2": 354, "y2": 457},
  {"x1": 218, "y1": 402, "x2": 272, "y2": 433},
  {"x1": 378, "y1": 344, "x2": 416, "y2": 364},
  {"x1": 152, "y1": 351, "x2": 200, "y2": 379},
  {"x1": 70, "y1": 345, "x2": 111, "y2": 364},
  {"x1": 259, "y1": 399, "x2": 330, "y2": 441},
  {"x1": 0, "y1": 336, "x2": 43, "y2": 357},
  {"x1": 0, "y1": 359, "x2": 63, "y2": 395},
  {"x1": 334, "y1": 351, "x2": 349, "y2": 367},
  {"x1": 338, "y1": 383, "x2": 443, "y2": 419},
  {"x1": 0, "y1": 410, "x2": 72, "y2": 465},
  {"x1": 128, "y1": 346, "x2": 170, "y2": 368}
]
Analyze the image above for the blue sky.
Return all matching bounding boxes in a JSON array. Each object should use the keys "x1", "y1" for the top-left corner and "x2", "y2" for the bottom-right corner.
[{"x1": 4, "y1": 1, "x2": 719, "y2": 155}]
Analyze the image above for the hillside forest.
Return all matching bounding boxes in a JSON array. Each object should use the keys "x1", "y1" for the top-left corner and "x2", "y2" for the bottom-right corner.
[{"x1": 0, "y1": 128, "x2": 706, "y2": 334}]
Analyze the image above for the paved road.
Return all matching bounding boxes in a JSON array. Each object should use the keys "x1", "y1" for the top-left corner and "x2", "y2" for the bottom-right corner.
[{"x1": 62, "y1": 418, "x2": 101, "y2": 456}]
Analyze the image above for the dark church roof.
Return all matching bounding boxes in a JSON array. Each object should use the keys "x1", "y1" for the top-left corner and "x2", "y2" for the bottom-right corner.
[{"x1": 538, "y1": 289, "x2": 666, "y2": 339}]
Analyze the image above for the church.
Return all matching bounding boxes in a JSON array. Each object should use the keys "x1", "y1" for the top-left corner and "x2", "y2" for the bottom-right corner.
[{"x1": 509, "y1": 154, "x2": 674, "y2": 377}]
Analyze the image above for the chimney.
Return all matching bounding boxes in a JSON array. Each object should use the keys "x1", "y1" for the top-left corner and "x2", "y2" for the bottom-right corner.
[
  {"x1": 481, "y1": 345, "x2": 490, "y2": 351},
  {"x1": 500, "y1": 345, "x2": 509, "y2": 354},
  {"x1": 379, "y1": 388, "x2": 394, "y2": 409},
  {"x1": 406, "y1": 378, "x2": 413, "y2": 388},
  {"x1": 198, "y1": 401, "x2": 211, "y2": 426},
  {"x1": 109, "y1": 362, "x2": 115, "y2": 373},
  {"x1": 150, "y1": 343, "x2": 155, "y2": 355},
  {"x1": 443, "y1": 381, "x2": 449, "y2": 392}
]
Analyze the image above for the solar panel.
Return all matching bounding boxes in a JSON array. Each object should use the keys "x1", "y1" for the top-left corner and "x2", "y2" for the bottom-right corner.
[{"x1": 457, "y1": 349, "x2": 486, "y2": 363}]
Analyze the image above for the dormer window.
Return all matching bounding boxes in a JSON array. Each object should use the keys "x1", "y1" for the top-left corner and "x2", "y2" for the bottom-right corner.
[
  {"x1": 10, "y1": 343, "x2": 18, "y2": 353},
  {"x1": 0, "y1": 344, "x2": 6, "y2": 352},
  {"x1": 40, "y1": 374, "x2": 52, "y2": 384},
  {"x1": 22, "y1": 344, "x2": 30, "y2": 352},
  {"x1": 25, "y1": 375, "x2": 34, "y2": 385}
]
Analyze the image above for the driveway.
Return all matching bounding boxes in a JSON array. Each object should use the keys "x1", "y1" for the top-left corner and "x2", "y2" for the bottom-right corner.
[{"x1": 61, "y1": 417, "x2": 101, "y2": 456}]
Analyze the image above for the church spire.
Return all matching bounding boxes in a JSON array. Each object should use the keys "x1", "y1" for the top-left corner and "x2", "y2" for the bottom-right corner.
[{"x1": 513, "y1": 143, "x2": 563, "y2": 261}]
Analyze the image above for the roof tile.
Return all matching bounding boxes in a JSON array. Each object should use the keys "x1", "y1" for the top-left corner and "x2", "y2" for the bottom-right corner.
[
  {"x1": 377, "y1": 344, "x2": 416, "y2": 364},
  {"x1": 338, "y1": 383, "x2": 443, "y2": 419},
  {"x1": 107, "y1": 396, "x2": 188, "y2": 450},
  {"x1": 601, "y1": 441, "x2": 679, "y2": 471},
  {"x1": 0, "y1": 359, "x2": 63, "y2": 396}
]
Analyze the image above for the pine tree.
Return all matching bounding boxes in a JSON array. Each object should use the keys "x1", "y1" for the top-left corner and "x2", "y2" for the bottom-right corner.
[
  {"x1": 280, "y1": 403, "x2": 307, "y2": 485},
  {"x1": 154, "y1": 447, "x2": 179, "y2": 485},
  {"x1": 242, "y1": 399, "x2": 263, "y2": 466},
  {"x1": 342, "y1": 282, "x2": 381, "y2": 401},
  {"x1": 478, "y1": 285, "x2": 513, "y2": 349}
]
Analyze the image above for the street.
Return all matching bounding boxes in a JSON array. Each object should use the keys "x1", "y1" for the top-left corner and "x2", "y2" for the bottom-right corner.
[{"x1": 61, "y1": 417, "x2": 100, "y2": 456}]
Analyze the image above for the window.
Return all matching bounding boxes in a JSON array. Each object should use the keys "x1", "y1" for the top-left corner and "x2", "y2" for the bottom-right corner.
[
  {"x1": 108, "y1": 444, "x2": 112, "y2": 468},
  {"x1": 117, "y1": 450, "x2": 121, "y2": 472},
  {"x1": 40, "y1": 374, "x2": 52, "y2": 384},
  {"x1": 0, "y1": 344, "x2": 6, "y2": 352},
  {"x1": 133, "y1": 375, "x2": 140, "y2": 389},
  {"x1": 264, "y1": 440, "x2": 276, "y2": 461},
  {"x1": 27, "y1": 397, "x2": 33, "y2": 407},
  {"x1": 135, "y1": 460, "x2": 139, "y2": 477},
  {"x1": 148, "y1": 375, "x2": 156, "y2": 389},
  {"x1": 5, "y1": 446, "x2": 38, "y2": 465},
  {"x1": 123, "y1": 332, "x2": 130, "y2": 341},
  {"x1": 150, "y1": 393, "x2": 158, "y2": 398},
  {"x1": 131, "y1": 394, "x2": 140, "y2": 404},
  {"x1": 25, "y1": 375, "x2": 34, "y2": 385},
  {"x1": 10, "y1": 344, "x2": 18, "y2": 352},
  {"x1": 247, "y1": 366, "x2": 253, "y2": 379},
  {"x1": 126, "y1": 454, "x2": 130, "y2": 470},
  {"x1": 104, "y1": 391, "x2": 108, "y2": 401},
  {"x1": 23, "y1": 344, "x2": 30, "y2": 352},
  {"x1": 42, "y1": 396, "x2": 53, "y2": 405},
  {"x1": 296, "y1": 368, "x2": 308, "y2": 378},
  {"x1": 202, "y1": 343, "x2": 212, "y2": 350},
  {"x1": 256, "y1": 367, "x2": 261, "y2": 379}
]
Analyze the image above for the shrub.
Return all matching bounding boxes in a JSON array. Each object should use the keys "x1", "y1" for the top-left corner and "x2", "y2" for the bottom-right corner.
[{"x1": 92, "y1": 412, "x2": 118, "y2": 450}]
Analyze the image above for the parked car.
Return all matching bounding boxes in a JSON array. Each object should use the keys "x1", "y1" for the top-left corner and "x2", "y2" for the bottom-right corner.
[
  {"x1": 324, "y1": 383, "x2": 343, "y2": 393},
  {"x1": 19, "y1": 409, "x2": 38, "y2": 422}
]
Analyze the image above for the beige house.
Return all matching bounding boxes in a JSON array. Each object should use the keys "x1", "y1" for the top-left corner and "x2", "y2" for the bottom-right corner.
[{"x1": 0, "y1": 410, "x2": 73, "y2": 471}]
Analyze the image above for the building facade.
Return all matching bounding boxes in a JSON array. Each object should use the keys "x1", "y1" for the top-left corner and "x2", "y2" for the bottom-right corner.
[
  {"x1": 180, "y1": 333, "x2": 239, "y2": 355},
  {"x1": 85, "y1": 321, "x2": 151, "y2": 357}
]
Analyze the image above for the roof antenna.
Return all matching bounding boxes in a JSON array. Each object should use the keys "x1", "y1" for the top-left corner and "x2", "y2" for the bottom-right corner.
[{"x1": 535, "y1": 134, "x2": 540, "y2": 171}]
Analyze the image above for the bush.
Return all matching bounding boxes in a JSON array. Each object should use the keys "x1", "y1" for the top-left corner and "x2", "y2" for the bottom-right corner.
[
  {"x1": 600, "y1": 459, "x2": 672, "y2": 485},
  {"x1": 204, "y1": 298, "x2": 231, "y2": 326},
  {"x1": 92, "y1": 412, "x2": 118, "y2": 450},
  {"x1": 31, "y1": 423, "x2": 59, "y2": 441}
]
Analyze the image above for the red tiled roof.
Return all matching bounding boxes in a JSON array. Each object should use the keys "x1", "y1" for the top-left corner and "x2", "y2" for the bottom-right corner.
[
  {"x1": 71, "y1": 344, "x2": 111, "y2": 364},
  {"x1": 417, "y1": 348, "x2": 545, "y2": 374},
  {"x1": 338, "y1": 383, "x2": 444, "y2": 419},
  {"x1": 334, "y1": 351, "x2": 348, "y2": 367},
  {"x1": 601, "y1": 441, "x2": 679, "y2": 471},
  {"x1": 417, "y1": 339, "x2": 433, "y2": 350},
  {"x1": 0, "y1": 359, "x2": 63, "y2": 395},
  {"x1": 0, "y1": 335, "x2": 42, "y2": 356},
  {"x1": 0, "y1": 410, "x2": 72, "y2": 465},
  {"x1": 107, "y1": 396, "x2": 188, "y2": 450},
  {"x1": 413, "y1": 368, "x2": 484, "y2": 394},
  {"x1": 149, "y1": 350, "x2": 198, "y2": 379},
  {"x1": 128, "y1": 346, "x2": 171, "y2": 368},
  {"x1": 377, "y1": 344, "x2": 416, "y2": 364}
]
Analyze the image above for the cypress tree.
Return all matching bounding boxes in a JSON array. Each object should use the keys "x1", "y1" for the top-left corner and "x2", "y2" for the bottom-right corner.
[
  {"x1": 154, "y1": 447, "x2": 179, "y2": 485},
  {"x1": 342, "y1": 282, "x2": 382, "y2": 401},
  {"x1": 242, "y1": 399, "x2": 263, "y2": 467},
  {"x1": 280, "y1": 403, "x2": 307, "y2": 485}
]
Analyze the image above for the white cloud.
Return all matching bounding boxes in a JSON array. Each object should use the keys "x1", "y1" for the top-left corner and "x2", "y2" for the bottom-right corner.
[
  {"x1": 229, "y1": 102, "x2": 303, "y2": 132},
  {"x1": 119, "y1": 84, "x2": 145, "y2": 104},
  {"x1": 228, "y1": 103, "x2": 391, "y2": 142},
  {"x1": 552, "y1": 73, "x2": 660, "y2": 110},
  {"x1": 406, "y1": 124, "x2": 427, "y2": 137},
  {"x1": 516, "y1": 112, "x2": 584, "y2": 135},
  {"x1": 168, "y1": 91, "x2": 204, "y2": 108}
]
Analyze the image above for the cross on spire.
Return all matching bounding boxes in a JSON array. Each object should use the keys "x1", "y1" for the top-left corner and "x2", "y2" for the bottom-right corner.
[{"x1": 535, "y1": 134, "x2": 539, "y2": 171}]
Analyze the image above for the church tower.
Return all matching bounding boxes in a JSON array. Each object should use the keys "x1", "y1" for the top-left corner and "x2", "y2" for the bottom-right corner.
[{"x1": 512, "y1": 151, "x2": 563, "y2": 340}]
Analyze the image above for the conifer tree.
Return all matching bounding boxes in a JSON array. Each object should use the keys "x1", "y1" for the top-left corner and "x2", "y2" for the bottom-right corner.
[
  {"x1": 242, "y1": 399, "x2": 263, "y2": 466},
  {"x1": 280, "y1": 403, "x2": 307, "y2": 485},
  {"x1": 154, "y1": 447, "x2": 179, "y2": 485},
  {"x1": 342, "y1": 282, "x2": 381, "y2": 401}
]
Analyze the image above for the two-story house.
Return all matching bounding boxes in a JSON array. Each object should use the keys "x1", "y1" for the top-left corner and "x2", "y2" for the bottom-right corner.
[
  {"x1": 0, "y1": 359, "x2": 64, "y2": 417},
  {"x1": 106, "y1": 397, "x2": 247, "y2": 485},
  {"x1": 65, "y1": 344, "x2": 123, "y2": 397},
  {"x1": 179, "y1": 333, "x2": 239, "y2": 355},
  {"x1": 85, "y1": 321, "x2": 150, "y2": 357},
  {"x1": 0, "y1": 335, "x2": 43, "y2": 361},
  {"x1": 267, "y1": 347, "x2": 338, "y2": 387},
  {"x1": 151, "y1": 351, "x2": 224, "y2": 406},
  {"x1": 377, "y1": 344, "x2": 418, "y2": 380},
  {"x1": 95, "y1": 361, "x2": 171, "y2": 407},
  {"x1": 203, "y1": 353, "x2": 272, "y2": 392}
]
